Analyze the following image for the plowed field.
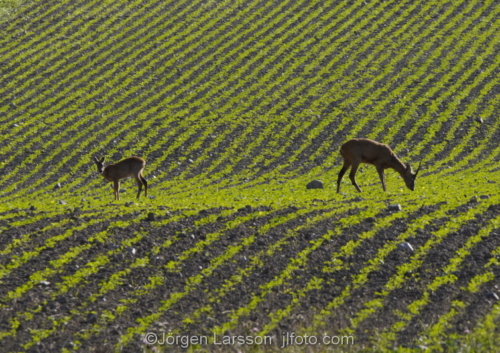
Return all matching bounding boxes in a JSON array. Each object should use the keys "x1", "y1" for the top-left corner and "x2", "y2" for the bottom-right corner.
[{"x1": 1, "y1": 0, "x2": 500, "y2": 352}]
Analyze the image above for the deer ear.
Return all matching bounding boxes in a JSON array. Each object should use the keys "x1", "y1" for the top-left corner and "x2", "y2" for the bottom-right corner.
[
  {"x1": 93, "y1": 156, "x2": 99, "y2": 163},
  {"x1": 415, "y1": 160, "x2": 422, "y2": 176},
  {"x1": 99, "y1": 157, "x2": 105, "y2": 163}
]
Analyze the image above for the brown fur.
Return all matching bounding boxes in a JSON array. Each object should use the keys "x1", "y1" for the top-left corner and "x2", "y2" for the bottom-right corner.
[
  {"x1": 93, "y1": 156, "x2": 148, "y2": 200},
  {"x1": 337, "y1": 138, "x2": 420, "y2": 193}
]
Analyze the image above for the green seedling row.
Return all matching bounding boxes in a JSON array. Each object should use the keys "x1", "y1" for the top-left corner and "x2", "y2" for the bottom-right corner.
[
  {"x1": 173, "y1": 203, "x2": 357, "y2": 333},
  {"x1": 366, "y1": 0, "x2": 492, "y2": 146},
  {"x1": 0, "y1": 0, "x2": 223, "y2": 169},
  {"x1": 210, "y1": 0, "x2": 421, "y2": 186},
  {"x1": 353, "y1": 197, "x2": 499, "y2": 344},
  {"x1": 2, "y1": 0, "x2": 304, "y2": 198},
  {"x1": 270, "y1": 0, "x2": 474, "y2": 180},
  {"x1": 4, "y1": 210, "x2": 197, "y2": 344},
  {"x1": 16, "y1": 208, "x2": 275, "y2": 348},
  {"x1": 2, "y1": 0, "x2": 500, "y2": 351}
]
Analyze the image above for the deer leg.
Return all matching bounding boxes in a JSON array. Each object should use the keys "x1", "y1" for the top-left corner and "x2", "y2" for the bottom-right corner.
[
  {"x1": 135, "y1": 176, "x2": 143, "y2": 199},
  {"x1": 349, "y1": 163, "x2": 362, "y2": 192},
  {"x1": 376, "y1": 166, "x2": 387, "y2": 192},
  {"x1": 337, "y1": 161, "x2": 350, "y2": 193},
  {"x1": 113, "y1": 180, "x2": 120, "y2": 201},
  {"x1": 140, "y1": 174, "x2": 148, "y2": 197}
]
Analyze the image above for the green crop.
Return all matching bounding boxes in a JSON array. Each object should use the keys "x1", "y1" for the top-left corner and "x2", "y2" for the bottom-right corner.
[{"x1": 2, "y1": 0, "x2": 500, "y2": 351}]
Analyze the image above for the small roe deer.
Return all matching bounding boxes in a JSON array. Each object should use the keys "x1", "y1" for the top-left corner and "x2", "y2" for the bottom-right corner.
[
  {"x1": 337, "y1": 138, "x2": 421, "y2": 193},
  {"x1": 93, "y1": 156, "x2": 148, "y2": 200}
]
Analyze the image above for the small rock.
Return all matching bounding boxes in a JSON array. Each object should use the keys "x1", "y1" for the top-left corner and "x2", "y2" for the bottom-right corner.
[
  {"x1": 237, "y1": 205, "x2": 252, "y2": 213},
  {"x1": 147, "y1": 212, "x2": 155, "y2": 221},
  {"x1": 39, "y1": 280, "x2": 50, "y2": 286},
  {"x1": 397, "y1": 242, "x2": 414, "y2": 252},
  {"x1": 303, "y1": 233, "x2": 315, "y2": 240},
  {"x1": 29, "y1": 205, "x2": 37, "y2": 211},
  {"x1": 188, "y1": 159, "x2": 194, "y2": 163},
  {"x1": 469, "y1": 196, "x2": 478, "y2": 203},
  {"x1": 58, "y1": 200, "x2": 67, "y2": 205},
  {"x1": 10, "y1": 102, "x2": 16, "y2": 108},
  {"x1": 54, "y1": 183, "x2": 62, "y2": 190},
  {"x1": 366, "y1": 217, "x2": 376, "y2": 223},
  {"x1": 114, "y1": 253, "x2": 124, "y2": 262},
  {"x1": 119, "y1": 188, "x2": 127, "y2": 193},
  {"x1": 462, "y1": 229, "x2": 474, "y2": 237},
  {"x1": 129, "y1": 247, "x2": 136, "y2": 255},
  {"x1": 86, "y1": 313, "x2": 98, "y2": 324},
  {"x1": 56, "y1": 296, "x2": 67, "y2": 304},
  {"x1": 487, "y1": 291, "x2": 499, "y2": 301},
  {"x1": 388, "y1": 204, "x2": 402, "y2": 211},
  {"x1": 306, "y1": 180, "x2": 323, "y2": 189},
  {"x1": 480, "y1": 195, "x2": 490, "y2": 200},
  {"x1": 475, "y1": 117, "x2": 484, "y2": 124}
]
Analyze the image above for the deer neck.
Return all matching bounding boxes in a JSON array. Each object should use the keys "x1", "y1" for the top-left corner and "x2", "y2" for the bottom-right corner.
[
  {"x1": 389, "y1": 154, "x2": 407, "y2": 177},
  {"x1": 102, "y1": 168, "x2": 113, "y2": 181}
]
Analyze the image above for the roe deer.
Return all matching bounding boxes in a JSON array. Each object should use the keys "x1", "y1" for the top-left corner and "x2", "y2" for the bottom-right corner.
[
  {"x1": 336, "y1": 138, "x2": 421, "y2": 193},
  {"x1": 93, "y1": 156, "x2": 148, "y2": 200}
]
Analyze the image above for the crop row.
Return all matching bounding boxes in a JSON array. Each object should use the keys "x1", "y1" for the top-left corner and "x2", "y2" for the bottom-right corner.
[
  {"x1": 4, "y1": 0, "x2": 497, "y2": 201},
  {"x1": 2, "y1": 173, "x2": 497, "y2": 348},
  {"x1": 2, "y1": 205, "x2": 315, "y2": 349},
  {"x1": 2, "y1": 0, "x2": 500, "y2": 351}
]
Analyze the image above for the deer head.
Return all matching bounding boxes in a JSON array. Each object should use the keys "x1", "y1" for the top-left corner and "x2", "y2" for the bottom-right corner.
[
  {"x1": 404, "y1": 161, "x2": 421, "y2": 191},
  {"x1": 93, "y1": 156, "x2": 105, "y2": 174}
]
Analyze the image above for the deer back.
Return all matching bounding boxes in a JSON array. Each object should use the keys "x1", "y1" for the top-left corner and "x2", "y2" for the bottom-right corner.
[
  {"x1": 103, "y1": 157, "x2": 146, "y2": 180},
  {"x1": 341, "y1": 138, "x2": 395, "y2": 166}
]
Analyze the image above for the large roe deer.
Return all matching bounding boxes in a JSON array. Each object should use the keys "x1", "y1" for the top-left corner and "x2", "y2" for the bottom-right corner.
[
  {"x1": 337, "y1": 138, "x2": 420, "y2": 193},
  {"x1": 93, "y1": 156, "x2": 148, "y2": 200}
]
